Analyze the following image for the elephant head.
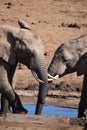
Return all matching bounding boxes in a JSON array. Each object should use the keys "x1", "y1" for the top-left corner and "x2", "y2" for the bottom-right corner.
[
  {"x1": 48, "y1": 34, "x2": 87, "y2": 79},
  {"x1": 48, "y1": 34, "x2": 87, "y2": 118},
  {"x1": 0, "y1": 21, "x2": 48, "y2": 114}
]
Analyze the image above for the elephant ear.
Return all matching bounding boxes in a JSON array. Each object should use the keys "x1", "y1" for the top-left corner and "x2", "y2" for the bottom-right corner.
[
  {"x1": 0, "y1": 32, "x2": 16, "y2": 65},
  {"x1": 77, "y1": 53, "x2": 87, "y2": 76},
  {"x1": 18, "y1": 20, "x2": 31, "y2": 30}
]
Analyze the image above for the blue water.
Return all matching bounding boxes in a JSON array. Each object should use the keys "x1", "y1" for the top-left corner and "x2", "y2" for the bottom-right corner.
[{"x1": 23, "y1": 104, "x2": 78, "y2": 118}]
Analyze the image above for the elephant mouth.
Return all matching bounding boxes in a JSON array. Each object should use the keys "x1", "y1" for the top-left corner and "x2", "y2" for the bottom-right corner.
[{"x1": 31, "y1": 70, "x2": 44, "y2": 83}]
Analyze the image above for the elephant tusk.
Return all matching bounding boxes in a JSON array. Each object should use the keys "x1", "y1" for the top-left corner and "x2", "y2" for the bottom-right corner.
[
  {"x1": 31, "y1": 70, "x2": 45, "y2": 83},
  {"x1": 48, "y1": 78, "x2": 53, "y2": 82},
  {"x1": 48, "y1": 73, "x2": 59, "y2": 80}
]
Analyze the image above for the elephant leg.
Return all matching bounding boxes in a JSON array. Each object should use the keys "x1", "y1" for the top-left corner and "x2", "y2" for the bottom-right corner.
[
  {"x1": 7, "y1": 65, "x2": 17, "y2": 113},
  {"x1": 11, "y1": 92, "x2": 28, "y2": 114},
  {"x1": 0, "y1": 94, "x2": 10, "y2": 114},
  {"x1": 0, "y1": 61, "x2": 27, "y2": 114},
  {"x1": 3, "y1": 89, "x2": 28, "y2": 114},
  {"x1": 0, "y1": 65, "x2": 16, "y2": 114},
  {"x1": 4, "y1": 64, "x2": 26, "y2": 114},
  {"x1": 8, "y1": 73, "x2": 28, "y2": 114},
  {"x1": 78, "y1": 74, "x2": 87, "y2": 117}
]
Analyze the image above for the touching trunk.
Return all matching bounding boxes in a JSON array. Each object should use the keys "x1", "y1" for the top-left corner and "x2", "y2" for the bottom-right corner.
[{"x1": 34, "y1": 52, "x2": 48, "y2": 114}]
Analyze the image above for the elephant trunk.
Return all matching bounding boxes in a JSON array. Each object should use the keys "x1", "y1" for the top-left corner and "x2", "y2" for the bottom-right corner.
[
  {"x1": 34, "y1": 52, "x2": 48, "y2": 114},
  {"x1": 35, "y1": 82, "x2": 48, "y2": 114}
]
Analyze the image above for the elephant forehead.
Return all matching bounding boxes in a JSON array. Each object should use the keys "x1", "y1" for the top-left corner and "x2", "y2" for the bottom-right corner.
[
  {"x1": 19, "y1": 29, "x2": 44, "y2": 51},
  {"x1": 24, "y1": 38, "x2": 43, "y2": 50},
  {"x1": 20, "y1": 29, "x2": 39, "y2": 41},
  {"x1": 29, "y1": 44, "x2": 44, "y2": 54},
  {"x1": 21, "y1": 32, "x2": 42, "y2": 44},
  {"x1": 24, "y1": 37, "x2": 44, "y2": 50}
]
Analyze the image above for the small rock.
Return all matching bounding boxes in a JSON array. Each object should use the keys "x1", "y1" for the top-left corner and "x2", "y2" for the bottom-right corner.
[
  {"x1": 61, "y1": 22, "x2": 80, "y2": 29},
  {"x1": 68, "y1": 23, "x2": 80, "y2": 29},
  {"x1": 4, "y1": 2, "x2": 12, "y2": 6},
  {"x1": 31, "y1": 20, "x2": 41, "y2": 25}
]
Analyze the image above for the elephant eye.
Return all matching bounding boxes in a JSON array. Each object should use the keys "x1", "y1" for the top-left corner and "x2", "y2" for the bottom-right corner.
[
  {"x1": 27, "y1": 50, "x2": 33, "y2": 57},
  {"x1": 63, "y1": 58, "x2": 67, "y2": 62}
]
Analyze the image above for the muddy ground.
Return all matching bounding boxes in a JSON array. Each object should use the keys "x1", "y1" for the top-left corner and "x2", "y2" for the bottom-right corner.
[{"x1": 0, "y1": 0, "x2": 87, "y2": 129}]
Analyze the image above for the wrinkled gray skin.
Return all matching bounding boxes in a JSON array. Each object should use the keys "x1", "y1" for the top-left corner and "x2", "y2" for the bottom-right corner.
[
  {"x1": 0, "y1": 21, "x2": 48, "y2": 115},
  {"x1": 48, "y1": 34, "x2": 87, "y2": 117}
]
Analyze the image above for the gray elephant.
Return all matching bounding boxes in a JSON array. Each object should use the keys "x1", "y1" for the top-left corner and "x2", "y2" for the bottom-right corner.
[
  {"x1": 0, "y1": 20, "x2": 48, "y2": 115},
  {"x1": 48, "y1": 33, "x2": 87, "y2": 117}
]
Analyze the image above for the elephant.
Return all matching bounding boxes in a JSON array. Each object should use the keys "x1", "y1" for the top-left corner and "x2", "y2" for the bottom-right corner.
[
  {"x1": 48, "y1": 33, "x2": 87, "y2": 117},
  {"x1": 0, "y1": 20, "x2": 48, "y2": 115}
]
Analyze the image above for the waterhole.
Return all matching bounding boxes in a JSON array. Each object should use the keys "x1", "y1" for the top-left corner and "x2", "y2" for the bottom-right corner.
[{"x1": 24, "y1": 104, "x2": 78, "y2": 118}]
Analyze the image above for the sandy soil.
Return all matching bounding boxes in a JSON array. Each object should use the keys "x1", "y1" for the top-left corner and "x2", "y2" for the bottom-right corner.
[{"x1": 0, "y1": 0, "x2": 87, "y2": 129}]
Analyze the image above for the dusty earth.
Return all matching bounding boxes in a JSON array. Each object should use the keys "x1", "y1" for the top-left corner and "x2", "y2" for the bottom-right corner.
[{"x1": 0, "y1": 0, "x2": 87, "y2": 129}]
